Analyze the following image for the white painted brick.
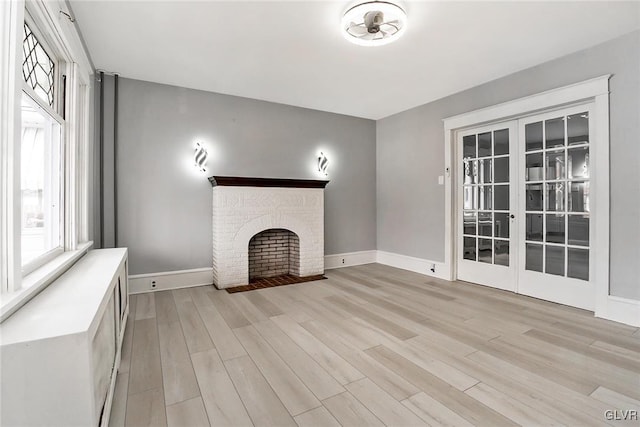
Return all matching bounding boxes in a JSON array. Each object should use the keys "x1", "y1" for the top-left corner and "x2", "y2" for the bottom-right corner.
[{"x1": 212, "y1": 186, "x2": 325, "y2": 288}]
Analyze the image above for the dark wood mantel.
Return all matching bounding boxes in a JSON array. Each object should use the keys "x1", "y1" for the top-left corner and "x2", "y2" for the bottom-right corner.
[{"x1": 208, "y1": 176, "x2": 329, "y2": 189}]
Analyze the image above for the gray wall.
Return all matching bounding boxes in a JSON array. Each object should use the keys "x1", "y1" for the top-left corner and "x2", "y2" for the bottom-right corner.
[
  {"x1": 115, "y1": 78, "x2": 376, "y2": 275},
  {"x1": 376, "y1": 30, "x2": 640, "y2": 299}
]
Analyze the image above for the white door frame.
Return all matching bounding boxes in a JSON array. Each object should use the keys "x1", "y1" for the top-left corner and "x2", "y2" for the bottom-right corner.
[{"x1": 442, "y1": 75, "x2": 611, "y2": 317}]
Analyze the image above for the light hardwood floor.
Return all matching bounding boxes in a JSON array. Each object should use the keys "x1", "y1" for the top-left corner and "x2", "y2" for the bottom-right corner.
[{"x1": 110, "y1": 264, "x2": 640, "y2": 427}]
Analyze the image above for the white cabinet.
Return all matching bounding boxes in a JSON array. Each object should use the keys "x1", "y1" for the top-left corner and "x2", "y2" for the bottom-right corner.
[{"x1": 0, "y1": 248, "x2": 128, "y2": 426}]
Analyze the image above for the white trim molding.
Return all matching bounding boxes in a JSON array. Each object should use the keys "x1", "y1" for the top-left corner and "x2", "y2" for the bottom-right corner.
[
  {"x1": 376, "y1": 250, "x2": 449, "y2": 281},
  {"x1": 443, "y1": 75, "x2": 611, "y2": 130},
  {"x1": 442, "y1": 75, "x2": 616, "y2": 320},
  {"x1": 129, "y1": 267, "x2": 214, "y2": 294},
  {"x1": 0, "y1": 0, "x2": 24, "y2": 296},
  {"x1": 596, "y1": 296, "x2": 640, "y2": 328},
  {"x1": 325, "y1": 250, "x2": 377, "y2": 269},
  {"x1": 27, "y1": 0, "x2": 92, "y2": 78},
  {"x1": 129, "y1": 250, "x2": 378, "y2": 294}
]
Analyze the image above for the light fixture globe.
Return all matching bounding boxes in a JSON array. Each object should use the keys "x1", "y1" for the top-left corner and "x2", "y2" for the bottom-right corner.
[{"x1": 342, "y1": 1, "x2": 407, "y2": 46}]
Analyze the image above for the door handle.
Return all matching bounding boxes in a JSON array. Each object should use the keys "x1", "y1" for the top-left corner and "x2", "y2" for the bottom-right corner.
[{"x1": 510, "y1": 214, "x2": 515, "y2": 219}]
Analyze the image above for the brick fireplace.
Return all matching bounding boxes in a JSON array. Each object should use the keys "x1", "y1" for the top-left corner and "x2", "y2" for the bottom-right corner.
[{"x1": 209, "y1": 176, "x2": 329, "y2": 289}]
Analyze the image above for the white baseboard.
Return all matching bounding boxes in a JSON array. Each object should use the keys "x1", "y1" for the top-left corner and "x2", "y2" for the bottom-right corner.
[
  {"x1": 376, "y1": 250, "x2": 449, "y2": 280},
  {"x1": 129, "y1": 250, "x2": 378, "y2": 293},
  {"x1": 596, "y1": 295, "x2": 640, "y2": 327},
  {"x1": 129, "y1": 268, "x2": 213, "y2": 294},
  {"x1": 325, "y1": 250, "x2": 377, "y2": 270}
]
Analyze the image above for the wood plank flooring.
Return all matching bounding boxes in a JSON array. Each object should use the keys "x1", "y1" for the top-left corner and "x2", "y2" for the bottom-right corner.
[{"x1": 110, "y1": 264, "x2": 640, "y2": 426}]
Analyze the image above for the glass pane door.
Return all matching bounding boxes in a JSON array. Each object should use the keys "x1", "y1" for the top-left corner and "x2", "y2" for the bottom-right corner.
[
  {"x1": 518, "y1": 105, "x2": 595, "y2": 310},
  {"x1": 457, "y1": 122, "x2": 517, "y2": 291}
]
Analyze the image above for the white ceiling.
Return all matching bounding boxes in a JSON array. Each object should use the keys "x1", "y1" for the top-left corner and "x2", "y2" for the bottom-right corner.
[{"x1": 70, "y1": 1, "x2": 640, "y2": 120}]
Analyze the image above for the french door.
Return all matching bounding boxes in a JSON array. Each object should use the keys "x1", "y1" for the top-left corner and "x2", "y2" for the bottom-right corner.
[
  {"x1": 517, "y1": 105, "x2": 595, "y2": 309},
  {"x1": 456, "y1": 104, "x2": 595, "y2": 310},
  {"x1": 457, "y1": 122, "x2": 518, "y2": 291}
]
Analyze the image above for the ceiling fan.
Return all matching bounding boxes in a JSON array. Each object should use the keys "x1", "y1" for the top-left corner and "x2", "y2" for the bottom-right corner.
[{"x1": 342, "y1": 1, "x2": 407, "y2": 46}]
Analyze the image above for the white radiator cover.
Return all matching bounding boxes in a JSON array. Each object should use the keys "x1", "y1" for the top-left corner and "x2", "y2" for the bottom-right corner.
[
  {"x1": 212, "y1": 186, "x2": 325, "y2": 288},
  {"x1": 0, "y1": 248, "x2": 129, "y2": 427}
]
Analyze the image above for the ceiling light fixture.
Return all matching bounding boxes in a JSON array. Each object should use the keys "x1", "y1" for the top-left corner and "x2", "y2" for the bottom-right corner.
[{"x1": 342, "y1": 1, "x2": 407, "y2": 47}]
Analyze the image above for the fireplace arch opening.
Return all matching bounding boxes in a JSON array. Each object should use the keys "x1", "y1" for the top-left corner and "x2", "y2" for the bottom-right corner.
[{"x1": 248, "y1": 229, "x2": 300, "y2": 282}]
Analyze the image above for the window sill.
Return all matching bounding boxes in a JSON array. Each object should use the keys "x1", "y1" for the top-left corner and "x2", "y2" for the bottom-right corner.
[{"x1": 0, "y1": 241, "x2": 94, "y2": 322}]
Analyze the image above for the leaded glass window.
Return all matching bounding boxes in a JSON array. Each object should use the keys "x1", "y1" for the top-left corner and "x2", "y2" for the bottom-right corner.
[{"x1": 23, "y1": 22, "x2": 55, "y2": 107}]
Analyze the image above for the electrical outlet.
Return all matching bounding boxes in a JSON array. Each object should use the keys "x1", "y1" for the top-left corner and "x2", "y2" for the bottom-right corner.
[
  {"x1": 150, "y1": 280, "x2": 157, "y2": 289},
  {"x1": 342, "y1": 258, "x2": 345, "y2": 264}
]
